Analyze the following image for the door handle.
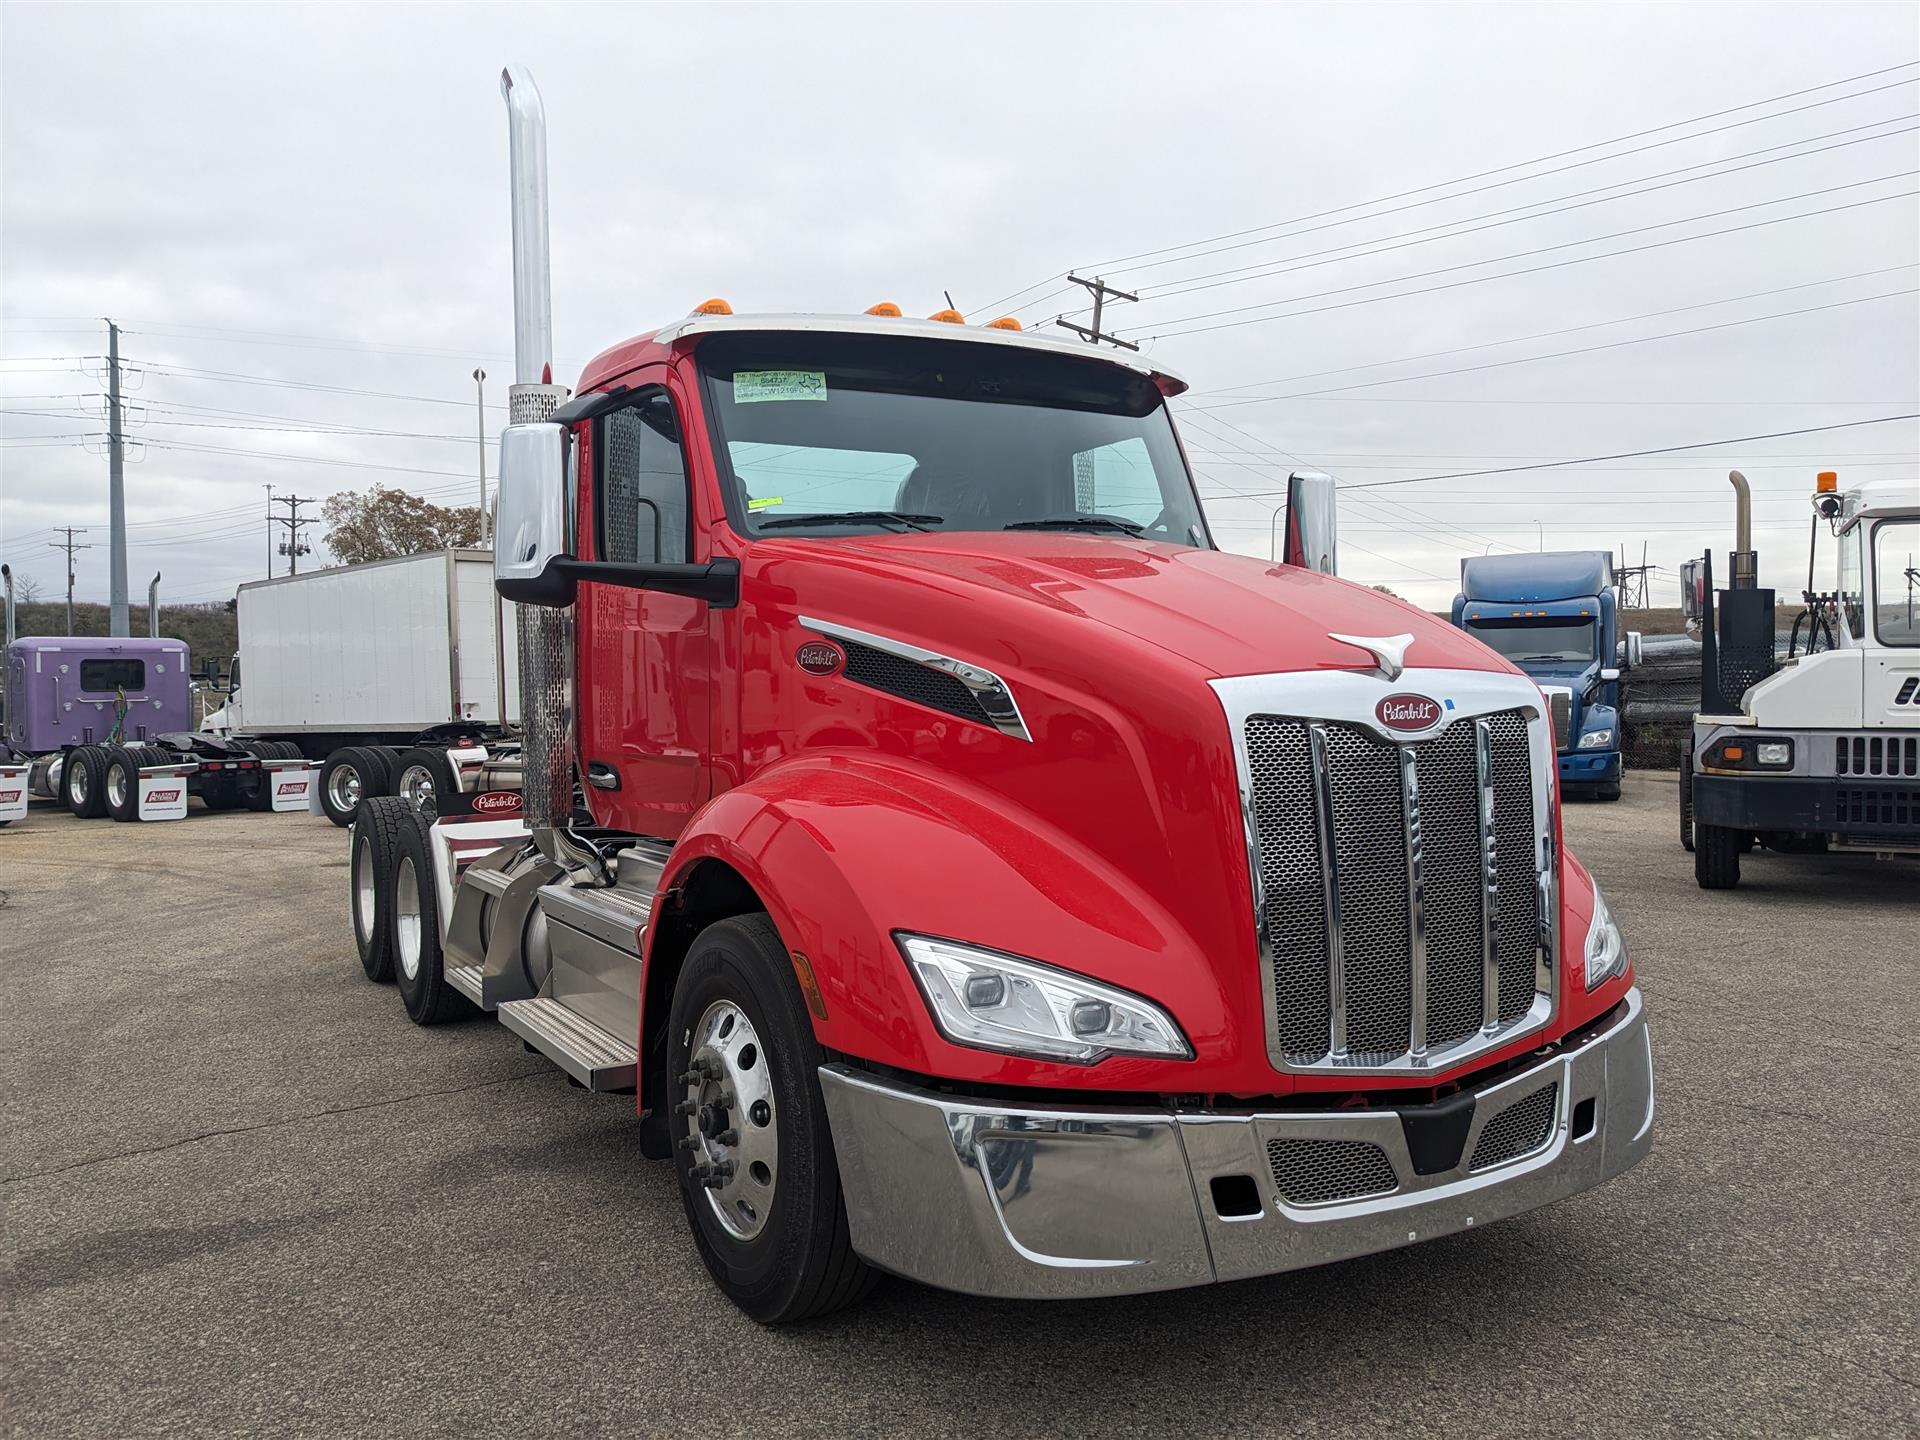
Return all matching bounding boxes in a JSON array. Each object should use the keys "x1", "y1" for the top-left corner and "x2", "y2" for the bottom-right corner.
[{"x1": 585, "y1": 761, "x2": 621, "y2": 791}]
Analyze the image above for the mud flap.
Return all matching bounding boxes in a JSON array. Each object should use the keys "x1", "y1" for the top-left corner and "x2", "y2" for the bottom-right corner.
[{"x1": 136, "y1": 763, "x2": 197, "y2": 821}]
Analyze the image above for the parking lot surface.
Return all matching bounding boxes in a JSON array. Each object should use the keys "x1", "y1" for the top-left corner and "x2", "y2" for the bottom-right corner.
[{"x1": 3, "y1": 776, "x2": 1915, "y2": 1438}]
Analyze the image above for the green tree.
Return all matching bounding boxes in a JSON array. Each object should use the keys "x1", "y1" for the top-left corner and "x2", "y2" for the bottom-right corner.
[{"x1": 322, "y1": 486, "x2": 484, "y2": 566}]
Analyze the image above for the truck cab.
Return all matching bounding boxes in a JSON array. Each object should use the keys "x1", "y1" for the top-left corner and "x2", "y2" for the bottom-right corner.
[
  {"x1": 341, "y1": 66, "x2": 1653, "y2": 1325},
  {"x1": 1451, "y1": 551, "x2": 1632, "y2": 799},
  {"x1": 1686, "y1": 476, "x2": 1920, "y2": 886}
]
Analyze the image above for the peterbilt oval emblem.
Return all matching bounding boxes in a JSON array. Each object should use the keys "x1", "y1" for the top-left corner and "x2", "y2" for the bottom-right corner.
[
  {"x1": 471, "y1": 790, "x2": 524, "y2": 814},
  {"x1": 796, "y1": 640, "x2": 844, "y2": 676},
  {"x1": 1376, "y1": 694, "x2": 1443, "y2": 732}
]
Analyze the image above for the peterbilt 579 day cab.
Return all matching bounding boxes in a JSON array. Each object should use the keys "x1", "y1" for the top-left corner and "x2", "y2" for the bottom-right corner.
[
  {"x1": 345, "y1": 66, "x2": 1653, "y2": 1323},
  {"x1": 1451, "y1": 551, "x2": 1641, "y2": 800},
  {"x1": 1682, "y1": 470, "x2": 1920, "y2": 887}
]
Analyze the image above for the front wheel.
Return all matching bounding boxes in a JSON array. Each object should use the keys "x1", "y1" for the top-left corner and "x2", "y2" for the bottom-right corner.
[
  {"x1": 667, "y1": 914, "x2": 876, "y2": 1324},
  {"x1": 1695, "y1": 822, "x2": 1742, "y2": 889},
  {"x1": 1678, "y1": 750, "x2": 1695, "y2": 852}
]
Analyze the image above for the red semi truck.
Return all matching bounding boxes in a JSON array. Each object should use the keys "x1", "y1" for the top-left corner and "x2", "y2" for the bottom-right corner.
[{"x1": 346, "y1": 66, "x2": 1653, "y2": 1322}]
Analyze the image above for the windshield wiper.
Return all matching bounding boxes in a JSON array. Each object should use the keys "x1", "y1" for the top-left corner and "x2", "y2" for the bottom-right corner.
[
  {"x1": 758, "y1": 510, "x2": 942, "y2": 532},
  {"x1": 1003, "y1": 513, "x2": 1146, "y2": 535}
]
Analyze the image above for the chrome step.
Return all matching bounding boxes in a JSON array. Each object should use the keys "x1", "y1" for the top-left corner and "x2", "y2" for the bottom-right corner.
[
  {"x1": 497, "y1": 996, "x2": 637, "y2": 1092},
  {"x1": 445, "y1": 964, "x2": 486, "y2": 1007}
]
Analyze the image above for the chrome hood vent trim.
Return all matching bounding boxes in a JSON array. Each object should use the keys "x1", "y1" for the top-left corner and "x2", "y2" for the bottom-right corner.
[{"x1": 799, "y1": 616, "x2": 1030, "y2": 742}]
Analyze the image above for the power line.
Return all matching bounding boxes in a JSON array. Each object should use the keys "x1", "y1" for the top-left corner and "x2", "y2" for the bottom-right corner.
[
  {"x1": 1121, "y1": 121, "x2": 1917, "y2": 302},
  {"x1": 132, "y1": 361, "x2": 509, "y2": 411},
  {"x1": 270, "y1": 494, "x2": 317, "y2": 575},
  {"x1": 1130, "y1": 174, "x2": 1918, "y2": 337},
  {"x1": 47, "y1": 527, "x2": 91, "y2": 634},
  {"x1": 1184, "y1": 286, "x2": 1917, "y2": 411},
  {"x1": 1199, "y1": 265, "x2": 1915, "y2": 399}
]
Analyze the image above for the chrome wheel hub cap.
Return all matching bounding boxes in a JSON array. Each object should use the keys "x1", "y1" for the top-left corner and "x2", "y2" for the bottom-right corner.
[
  {"x1": 106, "y1": 764, "x2": 127, "y2": 810},
  {"x1": 354, "y1": 837, "x2": 377, "y2": 937},
  {"x1": 327, "y1": 766, "x2": 363, "y2": 812},
  {"x1": 682, "y1": 999, "x2": 776, "y2": 1241},
  {"x1": 398, "y1": 765, "x2": 436, "y2": 815},
  {"x1": 69, "y1": 764, "x2": 89, "y2": 805},
  {"x1": 394, "y1": 856, "x2": 423, "y2": 981}
]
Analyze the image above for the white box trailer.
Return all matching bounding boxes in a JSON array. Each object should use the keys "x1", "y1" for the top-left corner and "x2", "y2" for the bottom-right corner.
[{"x1": 206, "y1": 550, "x2": 523, "y2": 826}]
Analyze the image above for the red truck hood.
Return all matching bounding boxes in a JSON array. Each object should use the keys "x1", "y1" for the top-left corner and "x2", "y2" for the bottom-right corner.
[{"x1": 765, "y1": 531, "x2": 1501, "y2": 680}]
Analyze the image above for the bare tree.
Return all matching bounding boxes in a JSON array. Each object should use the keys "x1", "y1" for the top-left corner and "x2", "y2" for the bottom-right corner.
[
  {"x1": 11, "y1": 571, "x2": 46, "y2": 603},
  {"x1": 321, "y1": 487, "x2": 484, "y2": 566}
]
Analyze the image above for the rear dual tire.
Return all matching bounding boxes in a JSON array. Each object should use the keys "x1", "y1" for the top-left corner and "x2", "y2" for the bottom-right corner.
[
  {"x1": 65, "y1": 746, "x2": 109, "y2": 818},
  {"x1": 105, "y1": 745, "x2": 169, "y2": 822},
  {"x1": 390, "y1": 809, "x2": 467, "y2": 1025},
  {"x1": 350, "y1": 796, "x2": 414, "y2": 983},
  {"x1": 319, "y1": 746, "x2": 393, "y2": 828},
  {"x1": 394, "y1": 746, "x2": 458, "y2": 818}
]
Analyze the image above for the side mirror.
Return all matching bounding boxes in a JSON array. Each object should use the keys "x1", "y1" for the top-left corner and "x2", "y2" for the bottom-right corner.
[
  {"x1": 1620, "y1": 631, "x2": 1644, "y2": 669},
  {"x1": 1678, "y1": 558, "x2": 1703, "y2": 626},
  {"x1": 495, "y1": 422, "x2": 574, "y2": 606},
  {"x1": 1599, "y1": 667, "x2": 1621, "y2": 684},
  {"x1": 493, "y1": 418, "x2": 741, "y2": 610},
  {"x1": 1282, "y1": 470, "x2": 1338, "y2": 576}
]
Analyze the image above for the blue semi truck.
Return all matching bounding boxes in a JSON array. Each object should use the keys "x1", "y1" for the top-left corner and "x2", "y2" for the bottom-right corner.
[{"x1": 1451, "y1": 551, "x2": 1640, "y2": 801}]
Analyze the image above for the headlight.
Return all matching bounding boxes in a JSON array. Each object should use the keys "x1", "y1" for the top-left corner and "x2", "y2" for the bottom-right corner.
[
  {"x1": 1755, "y1": 740, "x2": 1792, "y2": 767},
  {"x1": 898, "y1": 934, "x2": 1192, "y2": 1064},
  {"x1": 1583, "y1": 885, "x2": 1627, "y2": 992},
  {"x1": 1578, "y1": 728, "x2": 1615, "y2": 749}
]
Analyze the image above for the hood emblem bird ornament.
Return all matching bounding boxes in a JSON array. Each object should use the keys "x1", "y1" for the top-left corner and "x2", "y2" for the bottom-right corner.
[{"x1": 1328, "y1": 632, "x2": 1415, "y2": 682}]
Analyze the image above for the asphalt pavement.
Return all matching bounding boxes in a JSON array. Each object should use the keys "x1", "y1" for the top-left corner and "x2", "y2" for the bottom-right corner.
[{"x1": 3, "y1": 776, "x2": 1915, "y2": 1438}]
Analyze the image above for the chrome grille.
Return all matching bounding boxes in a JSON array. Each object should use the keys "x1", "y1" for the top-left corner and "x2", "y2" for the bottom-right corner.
[
  {"x1": 1469, "y1": 1082, "x2": 1559, "y2": 1170},
  {"x1": 1547, "y1": 690, "x2": 1572, "y2": 750},
  {"x1": 1267, "y1": 1136, "x2": 1398, "y2": 1206},
  {"x1": 1244, "y1": 706, "x2": 1549, "y2": 1073}
]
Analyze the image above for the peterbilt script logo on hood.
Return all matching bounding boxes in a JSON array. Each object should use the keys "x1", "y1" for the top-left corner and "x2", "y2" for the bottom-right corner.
[
  {"x1": 471, "y1": 790, "x2": 524, "y2": 814},
  {"x1": 795, "y1": 640, "x2": 845, "y2": 676},
  {"x1": 1376, "y1": 694, "x2": 1444, "y2": 732}
]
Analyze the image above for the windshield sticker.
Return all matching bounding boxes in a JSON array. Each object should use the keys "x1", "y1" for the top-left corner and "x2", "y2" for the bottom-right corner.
[
  {"x1": 733, "y1": 370, "x2": 827, "y2": 404},
  {"x1": 747, "y1": 495, "x2": 785, "y2": 511}
]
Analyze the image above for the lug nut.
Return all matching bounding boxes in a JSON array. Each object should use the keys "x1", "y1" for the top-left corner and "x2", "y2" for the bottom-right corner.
[
  {"x1": 673, "y1": 1100, "x2": 697, "y2": 1117},
  {"x1": 714, "y1": 1128, "x2": 739, "y2": 1146},
  {"x1": 689, "y1": 1162, "x2": 712, "y2": 1181}
]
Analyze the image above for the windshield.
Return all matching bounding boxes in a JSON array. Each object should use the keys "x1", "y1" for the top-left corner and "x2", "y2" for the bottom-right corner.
[
  {"x1": 1873, "y1": 517, "x2": 1919, "y2": 646},
  {"x1": 1467, "y1": 617, "x2": 1598, "y2": 663},
  {"x1": 696, "y1": 333, "x2": 1210, "y2": 545}
]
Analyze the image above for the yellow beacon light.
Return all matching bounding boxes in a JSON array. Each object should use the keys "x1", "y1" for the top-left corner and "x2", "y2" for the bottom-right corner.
[
  {"x1": 986, "y1": 316, "x2": 1023, "y2": 331},
  {"x1": 1816, "y1": 471, "x2": 1838, "y2": 493},
  {"x1": 865, "y1": 302, "x2": 903, "y2": 317},
  {"x1": 928, "y1": 308, "x2": 966, "y2": 325},
  {"x1": 693, "y1": 298, "x2": 734, "y2": 316}
]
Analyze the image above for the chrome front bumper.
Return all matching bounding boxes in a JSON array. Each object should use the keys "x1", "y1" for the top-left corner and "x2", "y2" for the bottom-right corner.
[{"x1": 819, "y1": 988, "x2": 1652, "y2": 1300}]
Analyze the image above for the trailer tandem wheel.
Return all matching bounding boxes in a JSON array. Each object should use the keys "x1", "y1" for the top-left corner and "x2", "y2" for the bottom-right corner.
[
  {"x1": 64, "y1": 745, "x2": 108, "y2": 819},
  {"x1": 351, "y1": 796, "x2": 413, "y2": 983}
]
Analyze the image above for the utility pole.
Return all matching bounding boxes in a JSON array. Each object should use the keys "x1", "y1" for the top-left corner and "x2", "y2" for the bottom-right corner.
[
  {"x1": 106, "y1": 318, "x2": 129, "y2": 635},
  {"x1": 264, "y1": 483, "x2": 274, "y2": 578},
  {"x1": 271, "y1": 494, "x2": 316, "y2": 575},
  {"x1": 473, "y1": 368, "x2": 489, "y2": 543},
  {"x1": 1055, "y1": 274, "x2": 1140, "y2": 351},
  {"x1": 48, "y1": 527, "x2": 92, "y2": 635}
]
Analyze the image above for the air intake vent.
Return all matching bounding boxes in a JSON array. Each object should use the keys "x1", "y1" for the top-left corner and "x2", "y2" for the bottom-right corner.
[
  {"x1": 841, "y1": 641, "x2": 991, "y2": 726},
  {"x1": 1469, "y1": 1083, "x2": 1559, "y2": 1171},
  {"x1": 1267, "y1": 1136, "x2": 1399, "y2": 1207}
]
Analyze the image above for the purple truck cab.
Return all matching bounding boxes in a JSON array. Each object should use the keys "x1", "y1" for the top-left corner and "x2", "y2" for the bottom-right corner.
[{"x1": 4, "y1": 637, "x2": 194, "y2": 754}]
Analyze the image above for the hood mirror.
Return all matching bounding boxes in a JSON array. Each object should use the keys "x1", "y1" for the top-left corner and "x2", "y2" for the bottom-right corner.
[{"x1": 1282, "y1": 471, "x2": 1338, "y2": 576}]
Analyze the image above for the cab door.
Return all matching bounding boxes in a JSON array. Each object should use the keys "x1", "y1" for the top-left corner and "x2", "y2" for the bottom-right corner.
[{"x1": 577, "y1": 377, "x2": 711, "y2": 836}]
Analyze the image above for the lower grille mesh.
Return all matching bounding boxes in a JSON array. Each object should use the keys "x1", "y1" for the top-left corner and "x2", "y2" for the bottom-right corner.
[
  {"x1": 1469, "y1": 1083, "x2": 1559, "y2": 1170},
  {"x1": 1268, "y1": 1137, "x2": 1399, "y2": 1206}
]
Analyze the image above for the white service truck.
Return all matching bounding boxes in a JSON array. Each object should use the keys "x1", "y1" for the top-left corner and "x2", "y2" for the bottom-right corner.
[{"x1": 202, "y1": 549, "x2": 523, "y2": 825}]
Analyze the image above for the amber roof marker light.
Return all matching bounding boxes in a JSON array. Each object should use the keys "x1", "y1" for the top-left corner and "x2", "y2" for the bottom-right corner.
[
  {"x1": 928, "y1": 308, "x2": 966, "y2": 325},
  {"x1": 865, "y1": 302, "x2": 903, "y2": 317},
  {"x1": 693, "y1": 298, "x2": 734, "y2": 316}
]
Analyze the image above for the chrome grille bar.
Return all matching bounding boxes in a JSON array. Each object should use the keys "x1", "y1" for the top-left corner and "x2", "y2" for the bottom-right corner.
[
  {"x1": 1400, "y1": 745, "x2": 1427, "y2": 1060},
  {"x1": 1308, "y1": 723, "x2": 1347, "y2": 1060},
  {"x1": 1475, "y1": 717, "x2": 1499, "y2": 1033}
]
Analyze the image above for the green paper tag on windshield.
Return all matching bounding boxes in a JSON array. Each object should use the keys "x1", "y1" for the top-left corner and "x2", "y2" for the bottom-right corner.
[
  {"x1": 733, "y1": 370, "x2": 827, "y2": 404},
  {"x1": 747, "y1": 495, "x2": 785, "y2": 511}
]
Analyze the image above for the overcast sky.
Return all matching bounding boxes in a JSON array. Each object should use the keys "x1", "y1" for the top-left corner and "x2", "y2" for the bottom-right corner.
[{"x1": 3, "y1": 2, "x2": 1916, "y2": 614}]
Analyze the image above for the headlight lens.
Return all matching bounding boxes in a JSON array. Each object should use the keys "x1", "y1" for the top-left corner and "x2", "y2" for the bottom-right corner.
[
  {"x1": 1755, "y1": 740, "x2": 1792, "y2": 767},
  {"x1": 1578, "y1": 728, "x2": 1615, "y2": 749},
  {"x1": 898, "y1": 934, "x2": 1192, "y2": 1064},
  {"x1": 1583, "y1": 885, "x2": 1628, "y2": 992}
]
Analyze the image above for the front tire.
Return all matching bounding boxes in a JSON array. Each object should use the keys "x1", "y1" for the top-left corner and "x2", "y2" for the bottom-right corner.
[
  {"x1": 667, "y1": 914, "x2": 876, "y2": 1324},
  {"x1": 1678, "y1": 750, "x2": 1695, "y2": 852},
  {"x1": 1695, "y1": 822, "x2": 1742, "y2": 889}
]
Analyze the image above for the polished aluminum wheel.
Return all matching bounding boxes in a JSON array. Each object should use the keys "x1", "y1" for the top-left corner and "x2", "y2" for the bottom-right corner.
[
  {"x1": 396, "y1": 764, "x2": 436, "y2": 815},
  {"x1": 393, "y1": 855, "x2": 423, "y2": 981},
  {"x1": 68, "y1": 760, "x2": 90, "y2": 808},
  {"x1": 326, "y1": 764, "x2": 363, "y2": 813},
  {"x1": 106, "y1": 761, "x2": 129, "y2": 812},
  {"x1": 354, "y1": 836, "x2": 378, "y2": 938},
  {"x1": 684, "y1": 999, "x2": 777, "y2": 1241}
]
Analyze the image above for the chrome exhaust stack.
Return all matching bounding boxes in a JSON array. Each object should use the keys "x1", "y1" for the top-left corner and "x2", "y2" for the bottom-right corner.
[
  {"x1": 147, "y1": 572, "x2": 161, "y2": 637},
  {"x1": 3, "y1": 564, "x2": 14, "y2": 646},
  {"x1": 1727, "y1": 469, "x2": 1757, "y2": 589},
  {"x1": 499, "y1": 64, "x2": 598, "y2": 883}
]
